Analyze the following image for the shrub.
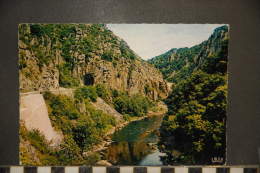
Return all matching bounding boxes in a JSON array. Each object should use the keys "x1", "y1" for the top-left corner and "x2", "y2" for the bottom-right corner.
[
  {"x1": 72, "y1": 105, "x2": 115, "y2": 150},
  {"x1": 83, "y1": 153, "x2": 101, "y2": 165},
  {"x1": 113, "y1": 93, "x2": 153, "y2": 117},
  {"x1": 27, "y1": 129, "x2": 50, "y2": 153},
  {"x1": 30, "y1": 24, "x2": 45, "y2": 37},
  {"x1": 43, "y1": 91, "x2": 80, "y2": 120},
  {"x1": 20, "y1": 123, "x2": 60, "y2": 165},
  {"x1": 43, "y1": 90, "x2": 115, "y2": 154},
  {"x1": 74, "y1": 86, "x2": 98, "y2": 102},
  {"x1": 56, "y1": 135, "x2": 83, "y2": 165},
  {"x1": 95, "y1": 84, "x2": 112, "y2": 103},
  {"x1": 59, "y1": 64, "x2": 80, "y2": 88},
  {"x1": 159, "y1": 71, "x2": 227, "y2": 164},
  {"x1": 119, "y1": 41, "x2": 136, "y2": 60},
  {"x1": 101, "y1": 50, "x2": 114, "y2": 61}
]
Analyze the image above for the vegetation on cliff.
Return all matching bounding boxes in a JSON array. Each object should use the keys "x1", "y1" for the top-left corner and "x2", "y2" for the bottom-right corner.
[
  {"x1": 113, "y1": 92, "x2": 153, "y2": 118},
  {"x1": 20, "y1": 84, "x2": 155, "y2": 165},
  {"x1": 19, "y1": 24, "x2": 229, "y2": 165},
  {"x1": 151, "y1": 25, "x2": 229, "y2": 164},
  {"x1": 148, "y1": 25, "x2": 229, "y2": 83},
  {"x1": 19, "y1": 24, "x2": 168, "y2": 100},
  {"x1": 19, "y1": 23, "x2": 166, "y2": 165}
]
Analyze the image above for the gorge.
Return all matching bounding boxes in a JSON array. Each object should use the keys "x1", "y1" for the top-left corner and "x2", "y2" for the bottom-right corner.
[{"x1": 19, "y1": 24, "x2": 228, "y2": 165}]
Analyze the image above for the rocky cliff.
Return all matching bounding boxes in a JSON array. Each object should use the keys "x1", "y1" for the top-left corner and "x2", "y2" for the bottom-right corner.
[
  {"x1": 148, "y1": 25, "x2": 229, "y2": 83},
  {"x1": 19, "y1": 24, "x2": 169, "y2": 100}
]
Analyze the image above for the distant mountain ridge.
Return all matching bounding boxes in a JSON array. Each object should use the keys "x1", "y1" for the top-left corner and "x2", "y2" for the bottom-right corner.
[{"x1": 148, "y1": 25, "x2": 229, "y2": 83}]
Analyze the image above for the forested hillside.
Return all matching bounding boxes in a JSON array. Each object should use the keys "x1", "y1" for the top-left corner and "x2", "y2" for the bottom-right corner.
[
  {"x1": 148, "y1": 25, "x2": 228, "y2": 83},
  {"x1": 149, "y1": 25, "x2": 229, "y2": 164}
]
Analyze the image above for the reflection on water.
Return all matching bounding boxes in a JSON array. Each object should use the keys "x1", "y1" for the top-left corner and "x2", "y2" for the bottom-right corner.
[
  {"x1": 103, "y1": 115, "x2": 166, "y2": 165},
  {"x1": 139, "y1": 149, "x2": 166, "y2": 166}
]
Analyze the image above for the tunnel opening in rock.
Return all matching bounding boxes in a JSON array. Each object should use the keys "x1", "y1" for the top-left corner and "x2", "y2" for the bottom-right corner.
[{"x1": 84, "y1": 73, "x2": 95, "y2": 86}]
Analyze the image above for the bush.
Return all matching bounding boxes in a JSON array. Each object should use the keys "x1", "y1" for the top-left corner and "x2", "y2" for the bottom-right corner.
[
  {"x1": 159, "y1": 71, "x2": 227, "y2": 164},
  {"x1": 56, "y1": 136, "x2": 83, "y2": 165},
  {"x1": 83, "y1": 153, "x2": 101, "y2": 165},
  {"x1": 20, "y1": 123, "x2": 60, "y2": 165},
  {"x1": 95, "y1": 84, "x2": 112, "y2": 103},
  {"x1": 30, "y1": 24, "x2": 45, "y2": 37},
  {"x1": 113, "y1": 93, "x2": 152, "y2": 117},
  {"x1": 27, "y1": 129, "x2": 50, "y2": 153},
  {"x1": 72, "y1": 104, "x2": 116, "y2": 150},
  {"x1": 43, "y1": 91, "x2": 80, "y2": 120},
  {"x1": 74, "y1": 86, "x2": 98, "y2": 102},
  {"x1": 59, "y1": 64, "x2": 80, "y2": 88},
  {"x1": 101, "y1": 50, "x2": 114, "y2": 62},
  {"x1": 43, "y1": 90, "x2": 116, "y2": 162}
]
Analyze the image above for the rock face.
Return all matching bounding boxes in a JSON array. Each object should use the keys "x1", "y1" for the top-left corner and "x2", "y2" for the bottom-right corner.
[
  {"x1": 19, "y1": 24, "x2": 169, "y2": 100},
  {"x1": 20, "y1": 93, "x2": 63, "y2": 146},
  {"x1": 148, "y1": 25, "x2": 229, "y2": 82}
]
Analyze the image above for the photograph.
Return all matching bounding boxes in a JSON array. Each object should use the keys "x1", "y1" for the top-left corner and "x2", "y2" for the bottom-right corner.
[{"x1": 19, "y1": 24, "x2": 229, "y2": 166}]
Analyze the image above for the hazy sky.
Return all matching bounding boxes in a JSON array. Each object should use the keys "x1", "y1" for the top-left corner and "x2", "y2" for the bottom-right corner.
[{"x1": 107, "y1": 24, "x2": 225, "y2": 60}]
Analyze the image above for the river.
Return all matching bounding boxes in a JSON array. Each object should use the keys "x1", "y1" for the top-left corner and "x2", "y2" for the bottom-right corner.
[{"x1": 101, "y1": 115, "x2": 167, "y2": 166}]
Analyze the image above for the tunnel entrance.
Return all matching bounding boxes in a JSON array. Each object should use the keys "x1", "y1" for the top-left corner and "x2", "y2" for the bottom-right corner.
[{"x1": 84, "y1": 73, "x2": 95, "y2": 86}]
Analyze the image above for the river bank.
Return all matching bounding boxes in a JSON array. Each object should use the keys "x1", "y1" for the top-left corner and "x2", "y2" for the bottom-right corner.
[
  {"x1": 102, "y1": 111, "x2": 166, "y2": 165},
  {"x1": 83, "y1": 101, "x2": 168, "y2": 165},
  {"x1": 82, "y1": 115, "x2": 149, "y2": 158}
]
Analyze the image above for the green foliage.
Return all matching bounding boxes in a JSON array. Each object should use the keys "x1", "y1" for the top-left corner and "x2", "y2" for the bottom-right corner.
[
  {"x1": 30, "y1": 24, "x2": 45, "y2": 37},
  {"x1": 159, "y1": 72, "x2": 227, "y2": 165},
  {"x1": 84, "y1": 153, "x2": 102, "y2": 165},
  {"x1": 19, "y1": 23, "x2": 139, "y2": 90},
  {"x1": 43, "y1": 91, "x2": 80, "y2": 120},
  {"x1": 73, "y1": 106, "x2": 116, "y2": 150},
  {"x1": 59, "y1": 63, "x2": 80, "y2": 88},
  {"x1": 30, "y1": 24, "x2": 60, "y2": 39},
  {"x1": 19, "y1": 23, "x2": 159, "y2": 165},
  {"x1": 56, "y1": 136, "x2": 83, "y2": 165},
  {"x1": 19, "y1": 24, "x2": 61, "y2": 68},
  {"x1": 35, "y1": 48, "x2": 52, "y2": 67},
  {"x1": 113, "y1": 93, "x2": 153, "y2": 117},
  {"x1": 148, "y1": 25, "x2": 229, "y2": 84},
  {"x1": 122, "y1": 114, "x2": 131, "y2": 121},
  {"x1": 60, "y1": 37, "x2": 76, "y2": 63},
  {"x1": 18, "y1": 51, "x2": 27, "y2": 69},
  {"x1": 19, "y1": 24, "x2": 94, "y2": 68},
  {"x1": 200, "y1": 39, "x2": 228, "y2": 75},
  {"x1": 79, "y1": 38, "x2": 96, "y2": 55},
  {"x1": 19, "y1": 123, "x2": 60, "y2": 165},
  {"x1": 101, "y1": 50, "x2": 114, "y2": 62},
  {"x1": 95, "y1": 84, "x2": 112, "y2": 103},
  {"x1": 43, "y1": 91, "x2": 115, "y2": 160},
  {"x1": 148, "y1": 46, "x2": 198, "y2": 82},
  {"x1": 74, "y1": 86, "x2": 98, "y2": 102},
  {"x1": 21, "y1": 91, "x2": 117, "y2": 165},
  {"x1": 157, "y1": 25, "x2": 229, "y2": 164},
  {"x1": 119, "y1": 40, "x2": 136, "y2": 60},
  {"x1": 26, "y1": 130, "x2": 50, "y2": 153},
  {"x1": 159, "y1": 71, "x2": 227, "y2": 164}
]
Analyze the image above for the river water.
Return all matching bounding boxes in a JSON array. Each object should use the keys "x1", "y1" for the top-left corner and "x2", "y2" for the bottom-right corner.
[{"x1": 102, "y1": 115, "x2": 167, "y2": 165}]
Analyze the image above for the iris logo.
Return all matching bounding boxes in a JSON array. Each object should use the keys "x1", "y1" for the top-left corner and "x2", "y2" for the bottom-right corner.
[{"x1": 211, "y1": 157, "x2": 224, "y2": 163}]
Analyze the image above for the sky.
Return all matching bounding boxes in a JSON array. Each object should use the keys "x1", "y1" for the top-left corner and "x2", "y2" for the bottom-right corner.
[{"x1": 107, "y1": 24, "x2": 225, "y2": 60}]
